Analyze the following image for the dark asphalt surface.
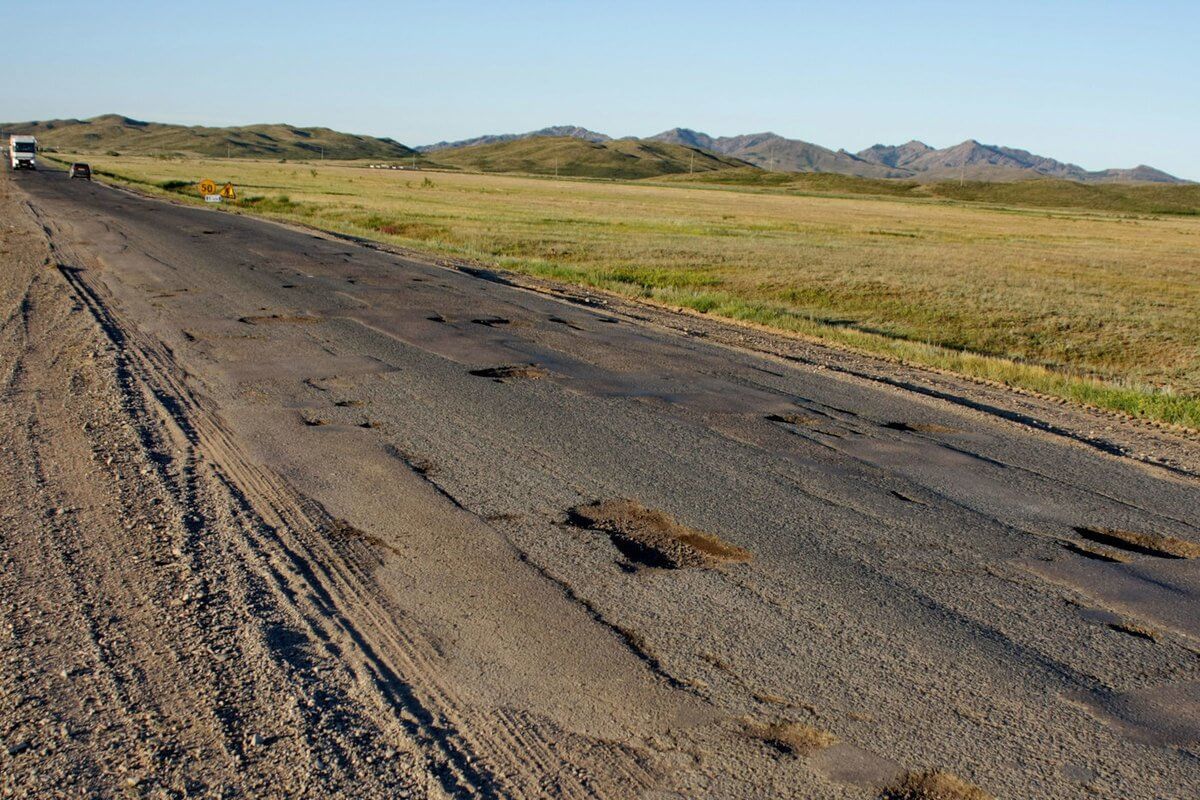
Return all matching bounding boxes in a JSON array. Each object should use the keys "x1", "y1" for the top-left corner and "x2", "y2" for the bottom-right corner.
[{"x1": 16, "y1": 164, "x2": 1200, "y2": 798}]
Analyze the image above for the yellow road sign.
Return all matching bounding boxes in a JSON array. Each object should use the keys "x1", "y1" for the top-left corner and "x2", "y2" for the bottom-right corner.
[
  {"x1": 220, "y1": 182, "x2": 236, "y2": 200},
  {"x1": 198, "y1": 179, "x2": 217, "y2": 196}
]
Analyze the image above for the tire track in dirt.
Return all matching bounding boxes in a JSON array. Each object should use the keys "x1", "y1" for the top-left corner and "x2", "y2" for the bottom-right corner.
[
  {"x1": 24, "y1": 197, "x2": 668, "y2": 798},
  {"x1": 4, "y1": 191, "x2": 434, "y2": 797}
]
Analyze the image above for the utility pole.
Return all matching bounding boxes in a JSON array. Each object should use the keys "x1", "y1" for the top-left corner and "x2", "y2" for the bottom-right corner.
[
  {"x1": 689, "y1": 150, "x2": 694, "y2": 174},
  {"x1": 554, "y1": 158, "x2": 559, "y2": 179}
]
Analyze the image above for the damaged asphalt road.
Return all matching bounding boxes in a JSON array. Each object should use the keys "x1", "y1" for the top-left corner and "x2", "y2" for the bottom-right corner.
[{"x1": 5, "y1": 166, "x2": 1200, "y2": 798}]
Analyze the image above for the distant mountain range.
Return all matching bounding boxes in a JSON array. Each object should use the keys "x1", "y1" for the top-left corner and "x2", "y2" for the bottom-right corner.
[
  {"x1": 429, "y1": 126, "x2": 1188, "y2": 184},
  {"x1": 0, "y1": 115, "x2": 416, "y2": 160},
  {"x1": 648, "y1": 129, "x2": 898, "y2": 178},
  {"x1": 417, "y1": 126, "x2": 611, "y2": 152},
  {"x1": 850, "y1": 137, "x2": 1182, "y2": 184},
  {"x1": 2, "y1": 114, "x2": 1185, "y2": 184},
  {"x1": 640, "y1": 128, "x2": 1187, "y2": 183}
]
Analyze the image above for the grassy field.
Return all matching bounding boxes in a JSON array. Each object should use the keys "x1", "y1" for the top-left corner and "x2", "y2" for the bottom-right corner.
[
  {"x1": 656, "y1": 168, "x2": 1200, "y2": 215},
  {"x1": 56, "y1": 153, "x2": 1200, "y2": 428}
]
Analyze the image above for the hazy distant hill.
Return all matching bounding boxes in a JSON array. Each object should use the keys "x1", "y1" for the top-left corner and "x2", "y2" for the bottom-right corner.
[
  {"x1": 649, "y1": 128, "x2": 1186, "y2": 183},
  {"x1": 417, "y1": 126, "x2": 610, "y2": 153},
  {"x1": 422, "y1": 123, "x2": 1189, "y2": 182},
  {"x1": 657, "y1": 168, "x2": 1200, "y2": 215},
  {"x1": 856, "y1": 140, "x2": 935, "y2": 169},
  {"x1": 0, "y1": 115, "x2": 416, "y2": 160},
  {"x1": 426, "y1": 136, "x2": 750, "y2": 179},
  {"x1": 856, "y1": 139, "x2": 1186, "y2": 183},
  {"x1": 650, "y1": 129, "x2": 905, "y2": 178},
  {"x1": 5, "y1": 113, "x2": 1185, "y2": 183}
]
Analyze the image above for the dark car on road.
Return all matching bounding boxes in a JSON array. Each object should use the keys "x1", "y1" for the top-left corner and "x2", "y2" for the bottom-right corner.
[{"x1": 68, "y1": 163, "x2": 92, "y2": 180}]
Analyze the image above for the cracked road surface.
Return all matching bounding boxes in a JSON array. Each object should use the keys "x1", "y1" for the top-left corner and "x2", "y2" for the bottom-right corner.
[{"x1": 4, "y1": 166, "x2": 1199, "y2": 798}]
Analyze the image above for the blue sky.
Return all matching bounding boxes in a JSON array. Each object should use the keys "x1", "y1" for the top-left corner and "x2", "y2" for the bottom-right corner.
[{"x1": 6, "y1": 1, "x2": 1198, "y2": 178}]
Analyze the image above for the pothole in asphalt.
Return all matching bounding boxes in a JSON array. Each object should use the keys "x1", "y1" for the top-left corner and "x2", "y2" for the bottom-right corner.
[
  {"x1": 471, "y1": 316, "x2": 511, "y2": 327},
  {"x1": 567, "y1": 498, "x2": 751, "y2": 569},
  {"x1": 1060, "y1": 540, "x2": 1129, "y2": 563},
  {"x1": 889, "y1": 490, "x2": 926, "y2": 505},
  {"x1": 426, "y1": 313, "x2": 448, "y2": 323},
  {"x1": 766, "y1": 412, "x2": 824, "y2": 426},
  {"x1": 1074, "y1": 526, "x2": 1200, "y2": 559},
  {"x1": 469, "y1": 364, "x2": 548, "y2": 382},
  {"x1": 548, "y1": 316, "x2": 583, "y2": 330},
  {"x1": 754, "y1": 366, "x2": 785, "y2": 377},
  {"x1": 239, "y1": 314, "x2": 322, "y2": 325},
  {"x1": 880, "y1": 421, "x2": 959, "y2": 434},
  {"x1": 386, "y1": 446, "x2": 436, "y2": 478},
  {"x1": 1108, "y1": 621, "x2": 1159, "y2": 642}
]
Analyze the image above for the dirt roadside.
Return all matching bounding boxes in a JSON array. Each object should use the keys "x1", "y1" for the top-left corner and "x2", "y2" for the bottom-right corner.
[{"x1": 0, "y1": 159, "x2": 462, "y2": 798}]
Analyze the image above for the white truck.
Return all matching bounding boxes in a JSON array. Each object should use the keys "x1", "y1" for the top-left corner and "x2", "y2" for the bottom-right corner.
[{"x1": 8, "y1": 135, "x2": 37, "y2": 170}]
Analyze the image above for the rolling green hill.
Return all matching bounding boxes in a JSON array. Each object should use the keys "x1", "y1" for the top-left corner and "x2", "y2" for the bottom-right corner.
[
  {"x1": 0, "y1": 114, "x2": 415, "y2": 160},
  {"x1": 426, "y1": 136, "x2": 752, "y2": 179},
  {"x1": 658, "y1": 168, "x2": 1200, "y2": 215}
]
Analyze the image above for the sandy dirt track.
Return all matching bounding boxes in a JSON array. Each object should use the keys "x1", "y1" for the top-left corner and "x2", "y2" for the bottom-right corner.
[{"x1": 3, "y1": 166, "x2": 1200, "y2": 799}]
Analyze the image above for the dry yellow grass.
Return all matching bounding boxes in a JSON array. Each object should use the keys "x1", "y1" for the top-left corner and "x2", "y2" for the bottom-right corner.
[
  {"x1": 880, "y1": 770, "x2": 994, "y2": 800},
  {"x1": 59, "y1": 153, "x2": 1200, "y2": 427},
  {"x1": 744, "y1": 719, "x2": 838, "y2": 755}
]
